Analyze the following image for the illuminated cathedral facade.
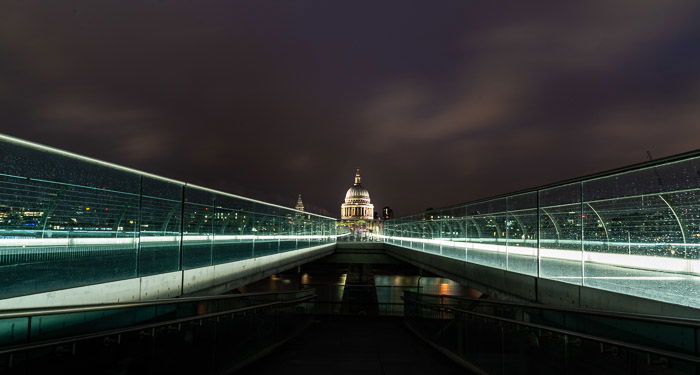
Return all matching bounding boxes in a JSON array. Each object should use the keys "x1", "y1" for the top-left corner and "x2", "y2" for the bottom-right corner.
[{"x1": 341, "y1": 169, "x2": 374, "y2": 221}]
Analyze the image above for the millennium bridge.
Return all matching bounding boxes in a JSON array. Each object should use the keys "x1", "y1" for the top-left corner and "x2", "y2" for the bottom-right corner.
[{"x1": 0, "y1": 133, "x2": 699, "y2": 374}]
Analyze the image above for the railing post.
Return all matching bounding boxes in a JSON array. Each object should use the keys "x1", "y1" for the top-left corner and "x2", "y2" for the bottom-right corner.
[
  {"x1": 26, "y1": 316, "x2": 32, "y2": 343},
  {"x1": 563, "y1": 334, "x2": 569, "y2": 374}
]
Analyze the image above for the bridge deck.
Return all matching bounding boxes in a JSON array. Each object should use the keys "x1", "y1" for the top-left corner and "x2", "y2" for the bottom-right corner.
[{"x1": 238, "y1": 315, "x2": 467, "y2": 375}]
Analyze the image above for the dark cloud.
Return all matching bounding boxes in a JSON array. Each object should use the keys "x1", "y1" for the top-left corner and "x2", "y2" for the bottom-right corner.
[{"x1": 1, "y1": 1, "x2": 700, "y2": 217}]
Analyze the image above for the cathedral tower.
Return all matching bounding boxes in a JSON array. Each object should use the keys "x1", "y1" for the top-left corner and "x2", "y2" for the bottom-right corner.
[{"x1": 340, "y1": 168, "x2": 374, "y2": 220}]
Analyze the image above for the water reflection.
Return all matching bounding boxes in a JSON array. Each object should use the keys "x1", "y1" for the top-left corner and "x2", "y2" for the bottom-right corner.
[
  {"x1": 373, "y1": 275, "x2": 479, "y2": 315},
  {"x1": 239, "y1": 269, "x2": 481, "y2": 316},
  {"x1": 374, "y1": 275, "x2": 467, "y2": 294}
]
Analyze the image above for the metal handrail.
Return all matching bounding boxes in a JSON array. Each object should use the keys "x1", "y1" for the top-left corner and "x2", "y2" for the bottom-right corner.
[
  {"x1": 405, "y1": 296, "x2": 700, "y2": 365},
  {"x1": 0, "y1": 134, "x2": 336, "y2": 220},
  {"x1": 0, "y1": 293, "x2": 315, "y2": 356},
  {"x1": 409, "y1": 292, "x2": 700, "y2": 328},
  {"x1": 0, "y1": 289, "x2": 313, "y2": 318}
]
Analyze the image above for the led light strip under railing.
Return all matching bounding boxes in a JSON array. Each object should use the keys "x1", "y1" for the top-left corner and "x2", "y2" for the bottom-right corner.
[
  {"x1": 0, "y1": 234, "x2": 338, "y2": 248},
  {"x1": 376, "y1": 234, "x2": 700, "y2": 275}
]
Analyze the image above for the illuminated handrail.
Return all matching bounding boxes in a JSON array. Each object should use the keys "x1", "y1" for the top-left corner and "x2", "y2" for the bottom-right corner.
[
  {"x1": 384, "y1": 148, "x2": 700, "y2": 308},
  {"x1": 0, "y1": 133, "x2": 338, "y2": 301}
]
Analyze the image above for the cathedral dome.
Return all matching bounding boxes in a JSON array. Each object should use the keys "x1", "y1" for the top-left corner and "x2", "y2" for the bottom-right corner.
[
  {"x1": 345, "y1": 185, "x2": 370, "y2": 203},
  {"x1": 340, "y1": 169, "x2": 374, "y2": 220}
]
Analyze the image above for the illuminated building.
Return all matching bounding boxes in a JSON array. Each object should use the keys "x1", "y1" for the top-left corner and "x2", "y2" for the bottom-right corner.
[
  {"x1": 295, "y1": 194, "x2": 305, "y2": 211},
  {"x1": 340, "y1": 169, "x2": 374, "y2": 220},
  {"x1": 382, "y1": 206, "x2": 393, "y2": 220}
]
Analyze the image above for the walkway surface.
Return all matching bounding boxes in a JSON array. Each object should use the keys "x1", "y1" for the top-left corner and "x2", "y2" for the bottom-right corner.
[{"x1": 238, "y1": 315, "x2": 468, "y2": 375}]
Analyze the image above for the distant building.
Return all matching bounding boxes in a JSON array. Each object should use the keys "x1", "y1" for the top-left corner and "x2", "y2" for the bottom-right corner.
[
  {"x1": 294, "y1": 194, "x2": 305, "y2": 211},
  {"x1": 340, "y1": 169, "x2": 374, "y2": 220},
  {"x1": 382, "y1": 206, "x2": 393, "y2": 220}
]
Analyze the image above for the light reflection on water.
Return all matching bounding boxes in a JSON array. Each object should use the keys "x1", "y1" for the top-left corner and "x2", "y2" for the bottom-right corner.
[
  {"x1": 375, "y1": 275, "x2": 464, "y2": 294},
  {"x1": 374, "y1": 275, "x2": 478, "y2": 308},
  {"x1": 240, "y1": 271, "x2": 480, "y2": 315}
]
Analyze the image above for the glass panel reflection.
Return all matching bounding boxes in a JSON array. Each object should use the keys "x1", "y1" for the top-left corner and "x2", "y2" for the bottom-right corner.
[
  {"x1": 0, "y1": 135, "x2": 336, "y2": 301},
  {"x1": 383, "y1": 154, "x2": 700, "y2": 308}
]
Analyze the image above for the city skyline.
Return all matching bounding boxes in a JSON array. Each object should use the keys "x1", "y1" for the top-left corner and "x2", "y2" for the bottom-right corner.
[
  {"x1": 1, "y1": 1, "x2": 700, "y2": 216},
  {"x1": 0, "y1": 4, "x2": 699, "y2": 370}
]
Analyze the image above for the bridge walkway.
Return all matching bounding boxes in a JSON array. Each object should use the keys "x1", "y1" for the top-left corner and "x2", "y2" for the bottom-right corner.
[{"x1": 238, "y1": 315, "x2": 467, "y2": 375}]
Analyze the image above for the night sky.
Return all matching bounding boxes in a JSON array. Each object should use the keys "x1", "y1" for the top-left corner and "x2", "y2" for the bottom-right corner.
[{"x1": 2, "y1": 1, "x2": 700, "y2": 217}]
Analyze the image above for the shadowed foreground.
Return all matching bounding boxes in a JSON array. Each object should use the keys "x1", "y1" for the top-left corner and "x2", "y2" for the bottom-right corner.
[{"x1": 238, "y1": 315, "x2": 468, "y2": 375}]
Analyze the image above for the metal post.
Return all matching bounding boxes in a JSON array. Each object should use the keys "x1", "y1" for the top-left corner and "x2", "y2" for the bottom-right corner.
[
  {"x1": 580, "y1": 182, "x2": 585, "y2": 286},
  {"x1": 563, "y1": 334, "x2": 569, "y2": 374},
  {"x1": 136, "y1": 175, "x2": 143, "y2": 277},
  {"x1": 179, "y1": 184, "x2": 186, "y2": 296}
]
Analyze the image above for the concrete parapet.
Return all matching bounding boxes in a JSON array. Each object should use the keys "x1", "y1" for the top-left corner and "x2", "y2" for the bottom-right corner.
[{"x1": 0, "y1": 243, "x2": 335, "y2": 309}]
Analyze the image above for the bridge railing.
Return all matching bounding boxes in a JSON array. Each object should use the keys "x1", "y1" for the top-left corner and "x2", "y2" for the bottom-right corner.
[
  {"x1": 0, "y1": 289, "x2": 315, "y2": 373},
  {"x1": 0, "y1": 134, "x2": 337, "y2": 301},
  {"x1": 403, "y1": 291, "x2": 700, "y2": 374},
  {"x1": 382, "y1": 149, "x2": 700, "y2": 309}
]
